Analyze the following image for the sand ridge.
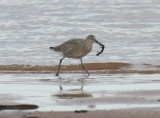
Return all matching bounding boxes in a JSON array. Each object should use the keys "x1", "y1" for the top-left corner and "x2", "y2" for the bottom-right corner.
[{"x1": 0, "y1": 62, "x2": 159, "y2": 74}]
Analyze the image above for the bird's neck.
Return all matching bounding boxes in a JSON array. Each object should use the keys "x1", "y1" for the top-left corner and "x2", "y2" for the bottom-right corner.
[{"x1": 85, "y1": 38, "x2": 94, "y2": 48}]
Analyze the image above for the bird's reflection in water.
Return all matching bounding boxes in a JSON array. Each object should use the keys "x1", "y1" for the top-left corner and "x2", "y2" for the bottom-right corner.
[
  {"x1": 57, "y1": 75, "x2": 87, "y2": 91},
  {"x1": 55, "y1": 75, "x2": 92, "y2": 99}
]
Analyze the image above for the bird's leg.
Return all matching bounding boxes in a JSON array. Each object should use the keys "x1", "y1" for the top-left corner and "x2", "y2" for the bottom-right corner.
[
  {"x1": 56, "y1": 57, "x2": 65, "y2": 76},
  {"x1": 80, "y1": 59, "x2": 90, "y2": 76}
]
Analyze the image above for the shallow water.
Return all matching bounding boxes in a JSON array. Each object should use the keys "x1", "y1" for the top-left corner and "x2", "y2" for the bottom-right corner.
[
  {"x1": 0, "y1": 0, "x2": 160, "y2": 66},
  {"x1": 0, "y1": 73, "x2": 160, "y2": 111}
]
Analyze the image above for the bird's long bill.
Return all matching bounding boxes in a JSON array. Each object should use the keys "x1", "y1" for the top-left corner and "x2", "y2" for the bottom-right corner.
[{"x1": 94, "y1": 40, "x2": 105, "y2": 56}]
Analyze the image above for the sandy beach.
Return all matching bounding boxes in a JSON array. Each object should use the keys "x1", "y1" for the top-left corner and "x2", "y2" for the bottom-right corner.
[
  {"x1": 0, "y1": 62, "x2": 160, "y2": 118},
  {"x1": 1, "y1": 107, "x2": 160, "y2": 118},
  {"x1": 0, "y1": 62, "x2": 159, "y2": 74}
]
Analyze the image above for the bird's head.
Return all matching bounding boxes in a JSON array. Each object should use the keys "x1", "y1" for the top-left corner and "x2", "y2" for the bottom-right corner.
[
  {"x1": 86, "y1": 34, "x2": 96, "y2": 41},
  {"x1": 86, "y1": 34, "x2": 105, "y2": 56}
]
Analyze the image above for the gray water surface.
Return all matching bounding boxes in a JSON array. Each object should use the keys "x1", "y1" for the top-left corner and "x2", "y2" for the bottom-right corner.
[{"x1": 0, "y1": 0, "x2": 160, "y2": 65}]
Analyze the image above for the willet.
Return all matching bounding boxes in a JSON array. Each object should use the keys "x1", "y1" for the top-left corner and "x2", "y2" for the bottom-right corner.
[{"x1": 50, "y1": 35, "x2": 105, "y2": 76}]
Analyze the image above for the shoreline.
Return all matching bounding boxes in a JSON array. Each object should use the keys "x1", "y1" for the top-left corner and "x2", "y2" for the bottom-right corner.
[
  {"x1": 1, "y1": 90, "x2": 160, "y2": 118},
  {"x1": 1, "y1": 62, "x2": 160, "y2": 118},
  {"x1": 0, "y1": 62, "x2": 159, "y2": 74},
  {"x1": 1, "y1": 107, "x2": 160, "y2": 118}
]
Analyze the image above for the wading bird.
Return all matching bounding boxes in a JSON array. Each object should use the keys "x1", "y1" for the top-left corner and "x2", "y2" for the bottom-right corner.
[{"x1": 50, "y1": 35, "x2": 105, "y2": 76}]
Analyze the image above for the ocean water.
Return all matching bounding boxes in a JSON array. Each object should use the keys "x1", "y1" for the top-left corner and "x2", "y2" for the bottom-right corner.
[{"x1": 0, "y1": 0, "x2": 160, "y2": 66}]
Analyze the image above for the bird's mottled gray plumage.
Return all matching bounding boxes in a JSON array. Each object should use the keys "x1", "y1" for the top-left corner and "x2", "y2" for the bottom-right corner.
[
  {"x1": 50, "y1": 35, "x2": 95, "y2": 58},
  {"x1": 50, "y1": 35, "x2": 104, "y2": 76}
]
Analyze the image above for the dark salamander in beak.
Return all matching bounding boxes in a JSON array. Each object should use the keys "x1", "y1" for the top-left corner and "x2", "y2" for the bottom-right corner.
[{"x1": 94, "y1": 40, "x2": 105, "y2": 56}]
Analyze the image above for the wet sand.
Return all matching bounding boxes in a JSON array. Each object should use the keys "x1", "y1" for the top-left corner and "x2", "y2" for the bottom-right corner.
[
  {"x1": 0, "y1": 62, "x2": 159, "y2": 74},
  {"x1": 0, "y1": 62, "x2": 160, "y2": 118},
  {"x1": 0, "y1": 62, "x2": 132, "y2": 71},
  {"x1": 1, "y1": 107, "x2": 160, "y2": 118}
]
